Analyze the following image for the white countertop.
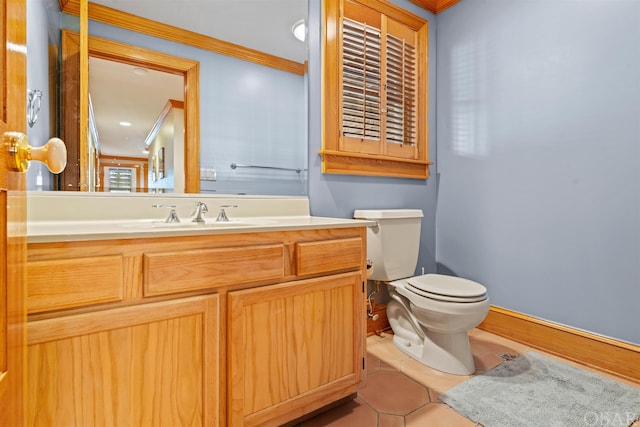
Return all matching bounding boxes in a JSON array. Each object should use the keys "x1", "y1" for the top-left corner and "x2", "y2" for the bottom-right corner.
[
  {"x1": 27, "y1": 193, "x2": 373, "y2": 243},
  {"x1": 27, "y1": 215, "x2": 374, "y2": 243}
]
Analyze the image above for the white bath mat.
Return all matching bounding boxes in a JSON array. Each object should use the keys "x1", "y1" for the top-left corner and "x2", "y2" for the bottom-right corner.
[{"x1": 439, "y1": 351, "x2": 640, "y2": 427}]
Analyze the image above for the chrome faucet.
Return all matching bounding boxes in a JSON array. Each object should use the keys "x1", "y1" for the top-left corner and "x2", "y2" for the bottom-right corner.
[
  {"x1": 153, "y1": 204, "x2": 180, "y2": 223},
  {"x1": 216, "y1": 204, "x2": 238, "y2": 222},
  {"x1": 191, "y1": 201, "x2": 209, "y2": 223}
]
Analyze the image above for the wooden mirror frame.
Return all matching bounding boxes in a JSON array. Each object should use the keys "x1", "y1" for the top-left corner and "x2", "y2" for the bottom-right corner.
[{"x1": 61, "y1": 30, "x2": 200, "y2": 192}]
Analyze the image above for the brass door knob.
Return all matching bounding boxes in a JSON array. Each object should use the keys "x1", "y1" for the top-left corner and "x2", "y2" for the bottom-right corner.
[{"x1": 4, "y1": 131, "x2": 67, "y2": 173}]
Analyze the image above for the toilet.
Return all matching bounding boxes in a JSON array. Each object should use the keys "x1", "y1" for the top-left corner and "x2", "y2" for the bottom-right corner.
[{"x1": 354, "y1": 209, "x2": 490, "y2": 375}]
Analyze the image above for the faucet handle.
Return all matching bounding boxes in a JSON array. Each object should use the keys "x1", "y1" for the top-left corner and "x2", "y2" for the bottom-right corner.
[
  {"x1": 191, "y1": 200, "x2": 208, "y2": 216},
  {"x1": 191, "y1": 201, "x2": 209, "y2": 223},
  {"x1": 216, "y1": 204, "x2": 238, "y2": 222},
  {"x1": 153, "y1": 204, "x2": 180, "y2": 223}
]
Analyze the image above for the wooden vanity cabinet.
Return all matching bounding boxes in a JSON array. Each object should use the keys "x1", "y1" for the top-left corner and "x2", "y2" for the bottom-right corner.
[
  {"x1": 27, "y1": 295, "x2": 220, "y2": 427},
  {"x1": 228, "y1": 272, "x2": 363, "y2": 427},
  {"x1": 26, "y1": 226, "x2": 366, "y2": 427}
]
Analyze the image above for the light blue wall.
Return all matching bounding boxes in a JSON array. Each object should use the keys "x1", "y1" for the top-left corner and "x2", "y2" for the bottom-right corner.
[
  {"x1": 307, "y1": 0, "x2": 439, "y2": 274},
  {"x1": 436, "y1": 0, "x2": 640, "y2": 344}
]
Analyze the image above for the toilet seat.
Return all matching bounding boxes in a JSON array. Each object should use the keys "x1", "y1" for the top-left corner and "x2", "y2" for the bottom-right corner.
[{"x1": 405, "y1": 274, "x2": 487, "y2": 303}]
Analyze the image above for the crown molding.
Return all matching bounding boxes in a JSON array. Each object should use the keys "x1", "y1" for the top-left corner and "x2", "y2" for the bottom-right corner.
[{"x1": 409, "y1": 0, "x2": 461, "y2": 14}]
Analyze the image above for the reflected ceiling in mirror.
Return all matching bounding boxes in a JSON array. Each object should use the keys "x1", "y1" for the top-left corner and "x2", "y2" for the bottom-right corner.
[
  {"x1": 90, "y1": 57, "x2": 183, "y2": 158},
  {"x1": 91, "y1": 0, "x2": 308, "y2": 64}
]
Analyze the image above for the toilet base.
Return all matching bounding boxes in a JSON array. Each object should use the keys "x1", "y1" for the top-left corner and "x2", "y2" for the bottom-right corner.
[
  {"x1": 391, "y1": 330, "x2": 477, "y2": 376},
  {"x1": 386, "y1": 284, "x2": 482, "y2": 376}
]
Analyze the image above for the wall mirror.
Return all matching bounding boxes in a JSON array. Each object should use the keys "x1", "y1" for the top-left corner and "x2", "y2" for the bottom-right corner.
[{"x1": 26, "y1": 0, "x2": 309, "y2": 196}]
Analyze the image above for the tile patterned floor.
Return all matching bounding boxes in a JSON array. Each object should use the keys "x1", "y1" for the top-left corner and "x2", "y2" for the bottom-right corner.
[{"x1": 295, "y1": 328, "x2": 640, "y2": 427}]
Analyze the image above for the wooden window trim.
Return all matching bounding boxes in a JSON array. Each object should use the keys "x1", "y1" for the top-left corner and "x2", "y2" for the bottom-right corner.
[{"x1": 321, "y1": 0, "x2": 432, "y2": 179}]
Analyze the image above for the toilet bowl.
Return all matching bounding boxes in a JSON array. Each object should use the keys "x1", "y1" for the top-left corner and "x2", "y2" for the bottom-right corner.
[
  {"x1": 354, "y1": 209, "x2": 490, "y2": 375},
  {"x1": 388, "y1": 274, "x2": 489, "y2": 375}
]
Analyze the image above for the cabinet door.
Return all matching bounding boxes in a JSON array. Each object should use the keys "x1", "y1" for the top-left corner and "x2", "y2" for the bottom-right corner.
[
  {"x1": 228, "y1": 272, "x2": 365, "y2": 427},
  {"x1": 27, "y1": 295, "x2": 220, "y2": 427}
]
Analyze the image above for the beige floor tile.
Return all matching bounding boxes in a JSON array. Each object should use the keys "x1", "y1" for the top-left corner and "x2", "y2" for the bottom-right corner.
[
  {"x1": 298, "y1": 397, "x2": 377, "y2": 427},
  {"x1": 379, "y1": 413, "x2": 405, "y2": 427},
  {"x1": 400, "y1": 357, "x2": 471, "y2": 399},
  {"x1": 358, "y1": 370, "x2": 429, "y2": 416},
  {"x1": 468, "y1": 328, "x2": 530, "y2": 349},
  {"x1": 406, "y1": 402, "x2": 479, "y2": 427},
  {"x1": 366, "y1": 352, "x2": 382, "y2": 375},
  {"x1": 367, "y1": 333, "x2": 390, "y2": 346},
  {"x1": 366, "y1": 335, "x2": 411, "y2": 371},
  {"x1": 468, "y1": 328, "x2": 529, "y2": 371},
  {"x1": 379, "y1": 360, "x2": 398, "y2": 370},
  {"x1": 427, "y1": 387, "x2": 439, "y2": 402}
]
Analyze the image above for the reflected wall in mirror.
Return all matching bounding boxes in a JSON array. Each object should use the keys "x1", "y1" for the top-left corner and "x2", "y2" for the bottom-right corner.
[{"x1": 26, "y1": 0, "x2": 308, "y2": 196}]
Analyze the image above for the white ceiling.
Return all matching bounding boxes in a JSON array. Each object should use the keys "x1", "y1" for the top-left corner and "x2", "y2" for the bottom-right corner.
[
  {"x1": 89, "y1": 0, "x2": 307, "y2": 159},
  {"x1": 92, "y1": 0, "x2": 308, "y2": 63},
  {"x1": 89, "y1": 58, "x2": 184, "y2": 158}
]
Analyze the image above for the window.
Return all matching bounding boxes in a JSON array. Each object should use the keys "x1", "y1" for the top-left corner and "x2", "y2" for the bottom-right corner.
[
  {"x1": 321, "y1": 0, "x2": 431, "y2": 179},
  {"x1": 107, "y1": 167, "x2": 133, "y2": 192}
]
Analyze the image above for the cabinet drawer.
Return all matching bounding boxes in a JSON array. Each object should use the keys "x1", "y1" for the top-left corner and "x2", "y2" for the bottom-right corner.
[
  {"x1": 295, "y1": 237, "x2": 362, "y2": 276},
  {"x1": 144, "y1": 244, "x2": 285, "y2": 296},
  {"x1": 27, "y1": 255, "x2": 124, "y2": 313}
]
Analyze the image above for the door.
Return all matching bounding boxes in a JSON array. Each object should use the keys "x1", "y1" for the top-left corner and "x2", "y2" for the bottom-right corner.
[{"x1": 0, "y1": 0, "x2": 28, "y2": 425}]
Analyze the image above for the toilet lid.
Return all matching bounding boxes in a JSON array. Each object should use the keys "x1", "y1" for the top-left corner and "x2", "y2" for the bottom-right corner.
[{"x1": 406, "y1": 274, "x2": 487, "y2": 303}]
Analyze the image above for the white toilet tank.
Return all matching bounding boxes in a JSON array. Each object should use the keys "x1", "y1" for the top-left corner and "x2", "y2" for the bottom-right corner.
[{"x1": 354, "y1": 209, "x2": 423, "y2": 281}]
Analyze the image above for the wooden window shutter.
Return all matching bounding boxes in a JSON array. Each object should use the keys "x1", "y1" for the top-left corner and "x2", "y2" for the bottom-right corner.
[
  {"x1": 340, "y1": 2, "x2": 420, "y2": 159},
  {"x1": 321, "y1": 0, "x2": 431, "y2": 179},
  {"x1": 340, "y1": 1, "x2": 383, "y2": 155},
  {"x1": 384, "y1": 18, "x2": 419, "y2": 159},
  {"x1": 342, "y1": 18, "x2": 381, "y2": 142}
]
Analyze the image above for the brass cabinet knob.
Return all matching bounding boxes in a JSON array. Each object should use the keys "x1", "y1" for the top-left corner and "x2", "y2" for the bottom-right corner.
[{"x1": 4, "y1": 131, "x2": 67, "y2": 173}]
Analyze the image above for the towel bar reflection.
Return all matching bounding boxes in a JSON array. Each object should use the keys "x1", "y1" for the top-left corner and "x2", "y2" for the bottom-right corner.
[{"x1": 230, "y1": 163, "x2": 307, "y2": 174}]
